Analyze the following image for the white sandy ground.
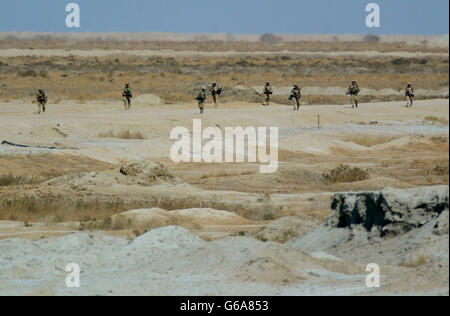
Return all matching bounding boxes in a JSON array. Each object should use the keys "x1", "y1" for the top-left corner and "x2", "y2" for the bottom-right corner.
[
  {"x1": 0, "y1": 98, "x2": 448, "y2": 296},
  {"x1": 0, "y1": 222, "x2": 447, "y2": 296},
  {"x1": 0, "y1": 99, "x2": 448, "y2": 161},
  {"x1": 0, "y1": 226, "x2": 395, "y2": 296}
]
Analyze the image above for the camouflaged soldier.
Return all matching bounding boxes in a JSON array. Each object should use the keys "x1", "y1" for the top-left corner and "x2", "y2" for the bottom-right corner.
[
  {"x1": 35, "y1": 89, "x2": 48, "y2": 114},
  {"x1": 405, "y1": 83, "x2": 415, "y2": 107},
  {"x1": 196, "y1": 87, "x2": 207, "y2": 114},
  {"x1": 263, "y1": 82, "x2": 273, "y2": 106},
  {"x1": 210, "y1": 82, "x2": 222, "y2": 107},
  {"x1": 289, "y1": 84, "x2": 302, "y2": 111},
  {"x1": 122, "y1": 83, "x2": 133, "y2": 110},
  {"x1": 346, "y1": 81, "x2": 360, "y2": 109}
]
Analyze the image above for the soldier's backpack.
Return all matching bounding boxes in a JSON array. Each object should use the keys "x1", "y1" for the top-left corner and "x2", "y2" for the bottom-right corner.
[
  {"x1": 37, "y1": 94, "x2": 47, "y2": 103},
  {"x1": 123, "y1": 89, "x2": 132, "y2": 98},
  {"x1": 405, "y1": 88, "x2": 414, "y2": 97}
]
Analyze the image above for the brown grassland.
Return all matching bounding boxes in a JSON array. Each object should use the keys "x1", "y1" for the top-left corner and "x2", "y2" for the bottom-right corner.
[
  {"x1": 1, "y1": 37, "x2": 448, "y2": 52},
  {"x1": 0, "y1": 40, "x2": 448, "y2": 105}
]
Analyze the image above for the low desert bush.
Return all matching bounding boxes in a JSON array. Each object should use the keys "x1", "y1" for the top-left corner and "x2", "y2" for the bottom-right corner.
[
  {"x1": 0, "y1": 173, "x2": 41, "y2": 186},
  {"x1": 0, "y1": 193, "x2": 280, "y2": 224},
  {"x1": 433, "y1": 164, "x2": 449, "y2": 176},
  {"x1": 401, "y1": 255, "x2": 427, "y2": 268},
  {"x1": 98, "y1": 130, "x2": 145, "y2": 140},
  {"x1": 344, "y1": 135, "x2": 398, "y2": 147},
  {"x1": 424, "y1": 116, "x2": 449, "y2": 125},
  {"x1": 410, "y1": 159, "x2": 449, "y2": 176},
  {"x1": 323, "y1": 165, "x2": 370, "y2": 183}
]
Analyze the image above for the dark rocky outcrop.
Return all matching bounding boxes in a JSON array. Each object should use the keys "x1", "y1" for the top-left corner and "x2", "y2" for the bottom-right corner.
[{"x1": 328, "y1": 185, "x2": 448, "y2": 237}]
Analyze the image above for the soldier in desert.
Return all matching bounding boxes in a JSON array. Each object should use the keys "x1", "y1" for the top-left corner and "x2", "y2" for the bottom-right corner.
[
  {"x1": 210, "y1": 82, "x2": 222, "y2": 107},
  {"x1": 196, "y1": 87, "x2": 207, "y2": 114},
  {"x1": 346, "y1": 80, "x2": 360, "y2": 109},
  {"x1": 405, "y1": 83, "x2": 415, "y2": 107},
  {"x1": 289, "y1": 84, "x2": 302, "y2": 111},
  {"x1": 34, "y1": 89, "x2": 48, "y2": 114},
  {"x1": 262, "y1": 81, "x2": 273, "y2": 106},
  {"x1": 122, "y1": 83, "x2": 133, "y2": 110}
]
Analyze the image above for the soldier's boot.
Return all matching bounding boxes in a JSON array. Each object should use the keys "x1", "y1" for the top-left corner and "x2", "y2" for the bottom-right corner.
[{"x1": 42, "y1": 104, "x2": 46, "y2": 113}]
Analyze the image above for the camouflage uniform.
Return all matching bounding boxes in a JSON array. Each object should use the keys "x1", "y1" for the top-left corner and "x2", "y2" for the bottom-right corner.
[
  {"x1": 35, "y1": 89, "x2": 47, "y2": 114},
  {"x1": 210, "y1": 82, "x2": 222, "y2": 107},
  {"x1": 263, "y1": 82, "x2": 273, "y2": 106},
  {"x1": 122, "y1": 84, "x2": 132, "y2": 110},
  {"x1": 347, "y1": 81, "x2": 360, "y2": 108},
  {"x1": 197, "y1": 88, "x2": 207, "y2": 114},
  {"x1": 290, "y1": 85, "x2": 302, "y2": 111},
  {"x1": 405, "y1": 84, "x2": 415, "y2": 107}
]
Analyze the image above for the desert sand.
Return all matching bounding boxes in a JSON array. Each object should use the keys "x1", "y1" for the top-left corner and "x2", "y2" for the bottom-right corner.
[
  {"x1": 0, "y1": 33, "x2": 448, "y2": 296},
  {"x1": 0, "y1": 96, "x2": 448, "y2": 296}
]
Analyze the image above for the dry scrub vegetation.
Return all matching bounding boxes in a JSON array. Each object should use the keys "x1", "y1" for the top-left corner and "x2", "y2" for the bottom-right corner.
[
  {"x1": 0, "y1": 194, "x2": 277, "y2": 225},
  {"x1": 0, "y1": 154, "x2": 112, "y2": 180},
  {"x1": 0, "y1": 41, "x2": 448, "y2": 104},
  {"x1": 98, "y1": 130, "x2": 145, "y2": 140},
  {"x1": 1, "y1": 37, "x2": 448, "y2": 53},
  {"x1": 0, "y1": 173, "x2": 40, "y2": 187},
  {"x1": 344, "y1": 135, "x2": 399, "y2": 147},
  {"x1": 401, "y1": 255, "x2": 428, "y2": 268},
  {"x1": 410, "y1": 159, "x2": 449, "y2": 176},
  {"x1": 424, "y1": 116, "x2": 449, "y2": 125},
  {"x1": 323, "y1": 165, "x2": 370, "y2": 183}
]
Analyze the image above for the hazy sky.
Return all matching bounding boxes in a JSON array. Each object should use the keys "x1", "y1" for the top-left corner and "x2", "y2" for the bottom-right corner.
[{"x1": 1, "y1": 0, "x2": 449, "y2": 34}]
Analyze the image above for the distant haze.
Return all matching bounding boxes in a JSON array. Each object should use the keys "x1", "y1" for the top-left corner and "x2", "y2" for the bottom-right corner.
[
  {"x1": 0, "y1": 0, "x2": 448, "y2": 35},
  {"x1": 0, "y1": 32, "x2": 449, "y2": 49}
]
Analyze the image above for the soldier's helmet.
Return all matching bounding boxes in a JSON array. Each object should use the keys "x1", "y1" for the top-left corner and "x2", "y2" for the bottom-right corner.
[
  {"x1": 407, "y1": 83, "x2": 412, "y2": 87},
  {"x1": 125, "y1": 83, "x2": 130, "y2": 88},
  {"x1": 202, "y1": 87, "x2": 206, "y2": 91},
  {"x1": 352, "y1": 80, "x2": 356, "y2": 84},
  {"x1": 266, "y1": 81, "x2": 270, "y2": 85},
  {"x1": 38, "y1": 89, "x2": 43, "y2": 93},
  {"x1": 212, "y1": 82, "x2": 216, "y2": 86}
]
